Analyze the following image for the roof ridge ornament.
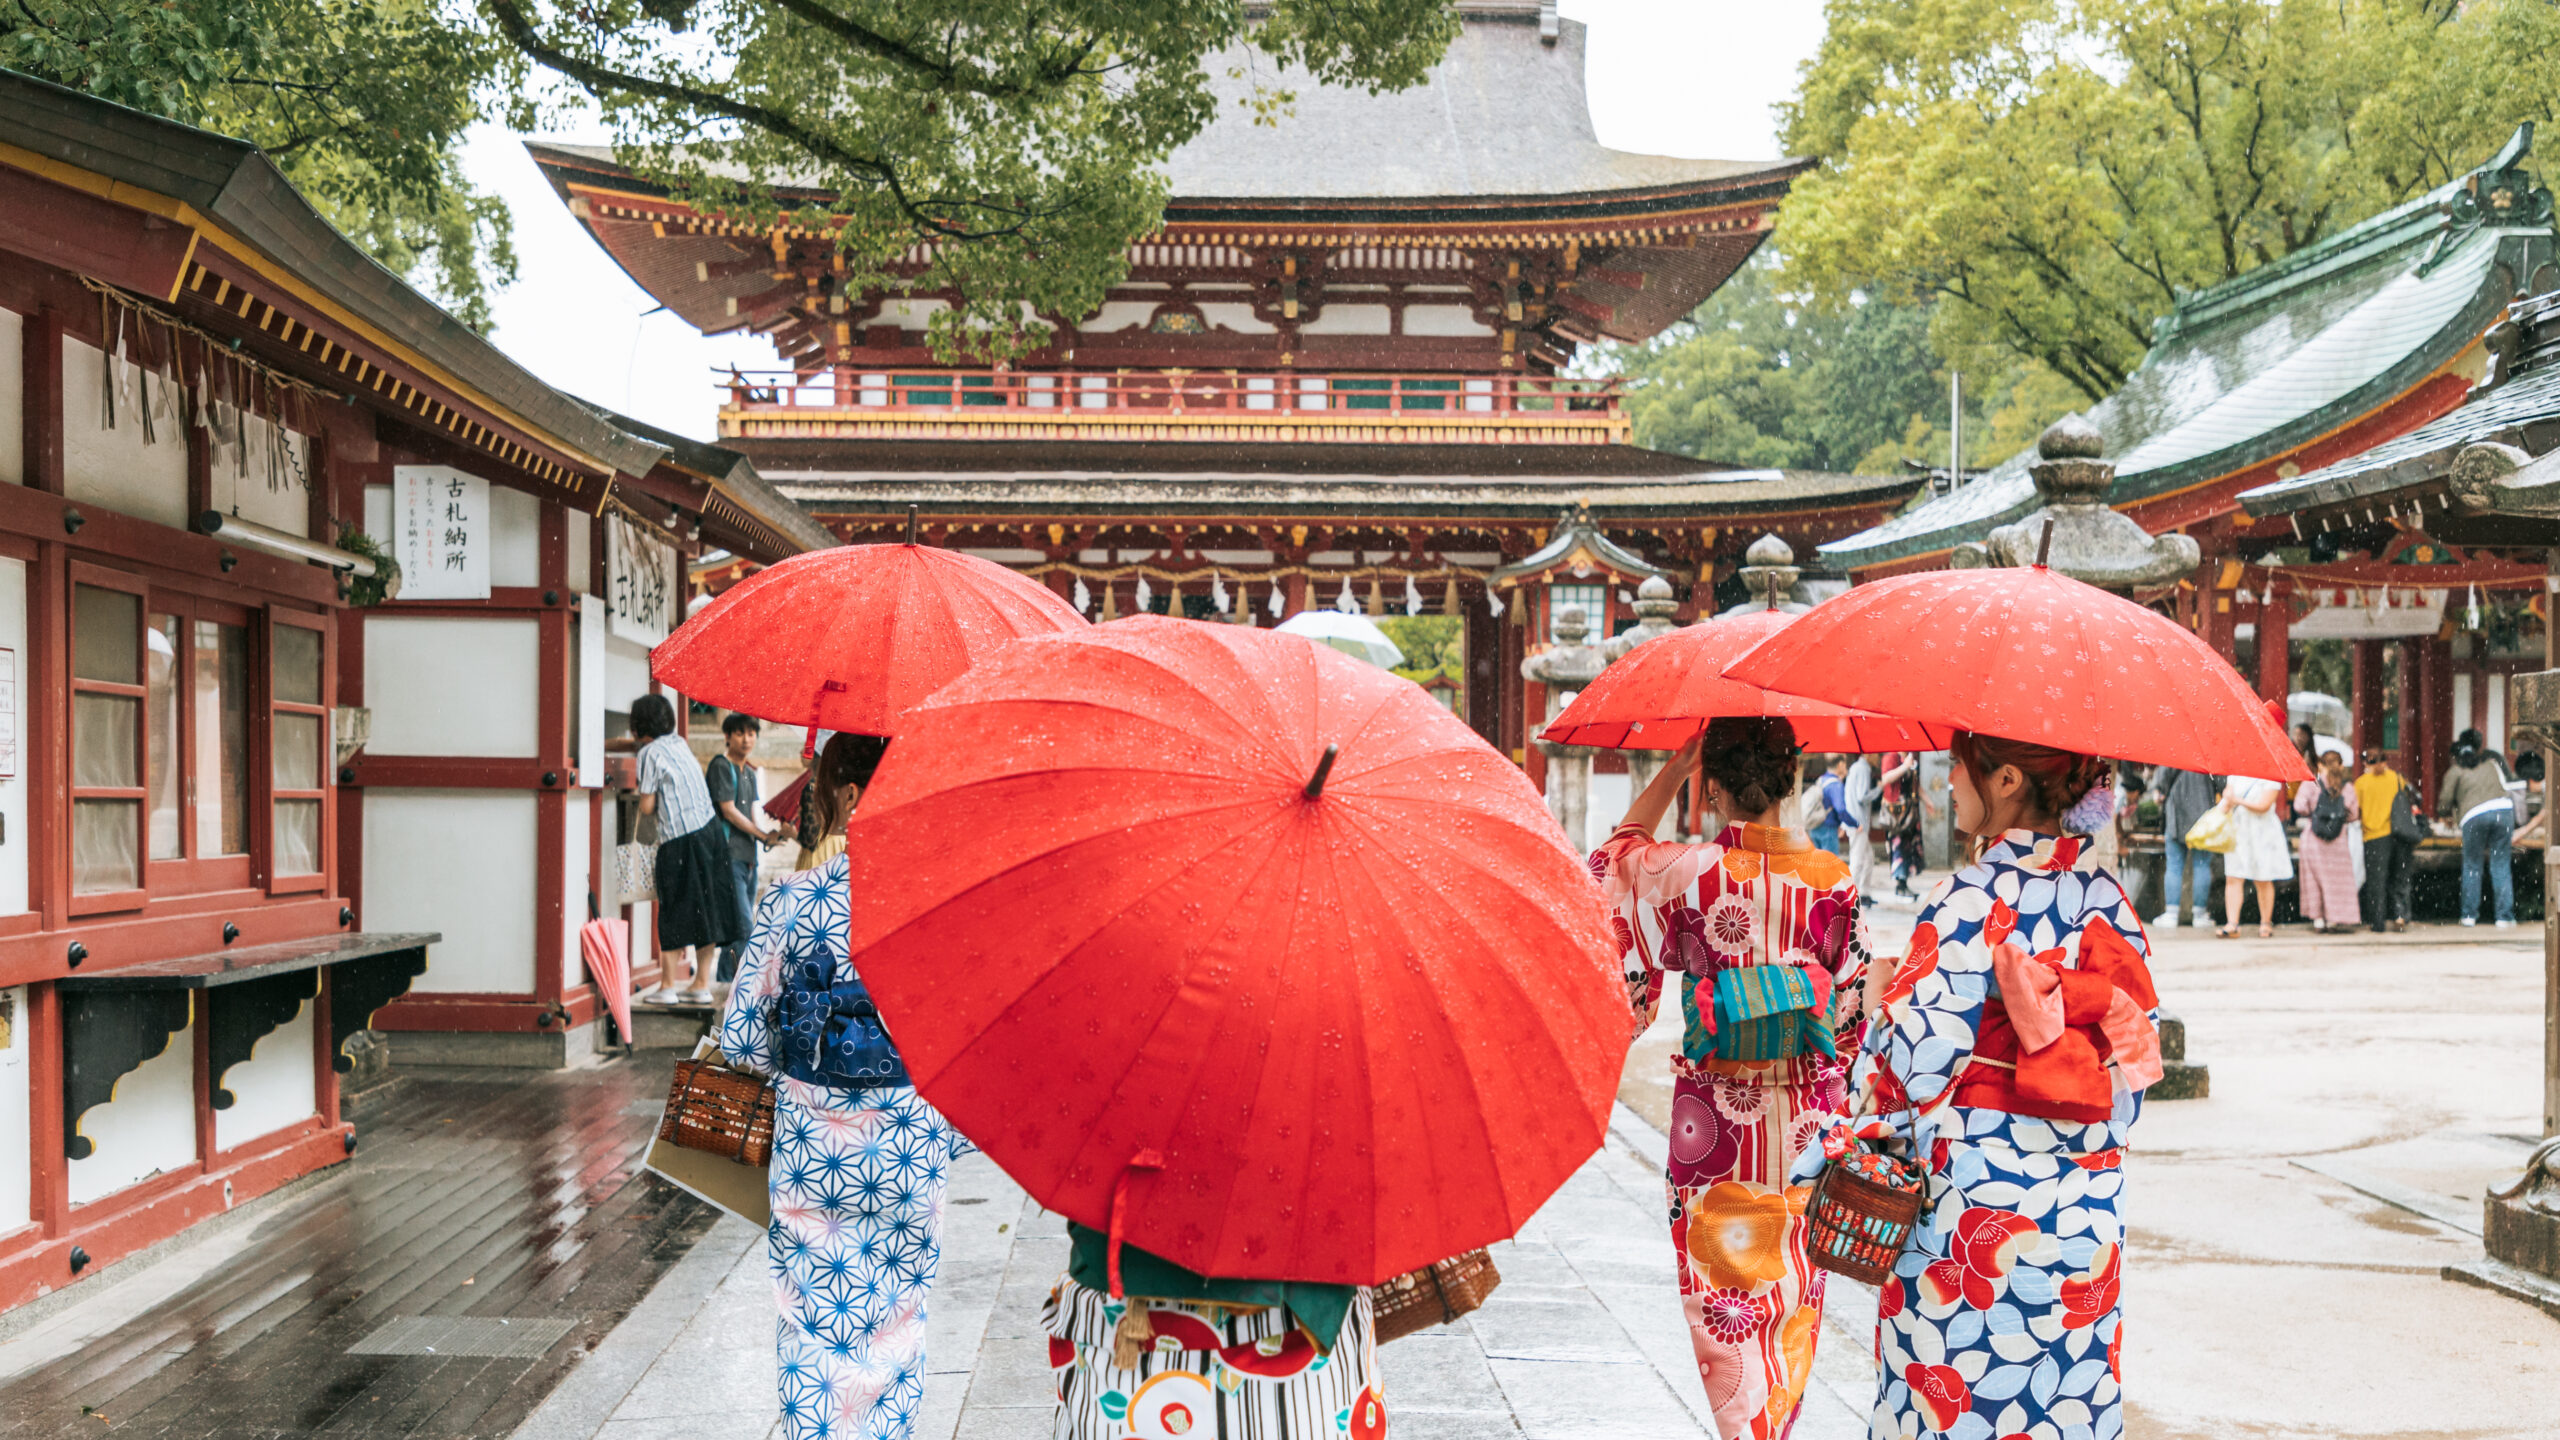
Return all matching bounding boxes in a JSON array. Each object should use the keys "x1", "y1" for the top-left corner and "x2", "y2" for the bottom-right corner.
[{"x1": 2419, "y1": 123, "x2": 2553, "y2": 278}]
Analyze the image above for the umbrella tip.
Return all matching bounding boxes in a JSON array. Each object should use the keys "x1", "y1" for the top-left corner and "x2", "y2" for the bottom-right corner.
[
  {"x1": 2035, "y1": 518, "x2": 2054, "y2": 568},
  {"x1": 905, "y1": 505, "x2": 919, "y2": 546},
  {"x1": 1303, "y1": 743, "x2": 1340, "y2": 801}
]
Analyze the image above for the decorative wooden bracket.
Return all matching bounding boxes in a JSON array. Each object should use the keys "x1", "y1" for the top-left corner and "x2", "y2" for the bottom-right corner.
[
  {"x1": 62, "y1": 991, "x2": 192, "y2": 1161},
  {"x1": 328, "y1": 947, "x2": 428, "y2": 1074},
  {"x1": 208, "y1": 969, "x2": 321, "y2": 1110}
]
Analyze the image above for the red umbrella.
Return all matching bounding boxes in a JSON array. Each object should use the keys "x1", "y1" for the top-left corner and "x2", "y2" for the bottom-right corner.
[
  {"x1": 843, "y1": 617, "x2": 1627, "y2": 1285},
  {"x1": 1723, "y1": 565, "x2": 2310, "y2": 781},
  {"x1": 1541, "y1": 608, "x2": 1952, "y2": 752},
  {"x1": 578, "y1": 917, "x2": 633, "y2": 1047},
  {"x1": 651, "y1": 540, "x2": 1084, "y2": 737}
]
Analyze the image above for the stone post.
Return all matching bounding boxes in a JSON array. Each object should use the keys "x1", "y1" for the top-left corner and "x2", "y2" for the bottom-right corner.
[
  {"x1": 1523, "y1": 605, "x2": 1610, "y2": 851},
  {"x1": 1605, "y1": 577, "x2": 1685, "y2": 825}
]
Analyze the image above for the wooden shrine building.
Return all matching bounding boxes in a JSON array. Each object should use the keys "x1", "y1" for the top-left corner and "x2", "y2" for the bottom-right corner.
[
  {"x1": 529, "y1": 0, "x2": 1920, "y2": 802},
  {"x1": 0, "y1": 71, "x2": 823, "y2": 1308},
  {"x1": 1822, "y1": 126, "x2": 2560, "y2": 811}
]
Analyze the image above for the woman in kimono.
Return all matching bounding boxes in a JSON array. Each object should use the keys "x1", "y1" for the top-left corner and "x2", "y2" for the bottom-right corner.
[
  {"x1": 2293, "y1": 748, "x2": 2361, "y2": 932},
  {"x1": 1593, "y1": 716, "x2": 1872, "y2": 1440},
  {"x1": 1041, "y1": 1230, "x2": 1384, "y2": 1440},
  {"x1": 1797, "y1": 731, "x2": 2161, "y2": 1440},
  {"x1": 719, "y1": 846, "x2": 973, "y2": 1440}
]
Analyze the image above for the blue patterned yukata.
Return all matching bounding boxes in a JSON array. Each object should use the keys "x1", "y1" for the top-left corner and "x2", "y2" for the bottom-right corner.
[
  {"x1": 1796, "y1": 830, "x2": 2160, "y2": 1440},
  {"x1": 720, "y1": 858, "x2": 974, "y2": 1440}
]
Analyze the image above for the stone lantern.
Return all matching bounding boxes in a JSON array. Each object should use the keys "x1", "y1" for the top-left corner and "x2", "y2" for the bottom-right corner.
[
  {"x1": 1522, "y1": 605, "x2": 1610, "y2": 850},
  {"x1": 1606, "y1": 577, "x2": 1686, "y2": 807},
  {"x1": 1952, "y1": 413, "x2": 2201, "y2": 588},
  {"x1": 1716, "y1": 534, "x2": 1811, "y2": 617}
]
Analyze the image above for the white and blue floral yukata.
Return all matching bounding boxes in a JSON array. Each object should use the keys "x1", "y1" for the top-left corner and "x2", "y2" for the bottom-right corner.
[
  {"x1": 1797, "y1": 830, "x2": 2162, "y2": 1440},
  {"x1": 720, "y1": 857, "x2": 974, "y2": 1440}
]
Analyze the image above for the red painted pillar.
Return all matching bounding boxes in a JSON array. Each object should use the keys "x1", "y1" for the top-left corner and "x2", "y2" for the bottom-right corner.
[
  {"x1": 2257, "y1": 577, "x2": 2292, "y2": 705},
  {"x1": 2353, "y1": 640, "x2": 2384, "y2": 756}
]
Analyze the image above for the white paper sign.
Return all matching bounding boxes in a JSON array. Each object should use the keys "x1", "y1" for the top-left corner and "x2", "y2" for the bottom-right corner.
[
  {"x1": 394, "y1": 465, "x2": 490, "y2": 601},
  {"x1": 0, "y1": 648, "x2": 16, "y2": 780},
  {"x1": 606, "y1": 515, "x2": 678, "y2": 646}
]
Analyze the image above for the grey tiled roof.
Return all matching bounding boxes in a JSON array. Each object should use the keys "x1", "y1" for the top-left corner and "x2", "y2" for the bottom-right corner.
[
  {"x1": 1821, "y1": 141, "x2": 2548, "y2": 570},
  {"x1": 1170, "y1": 14, "x2": 1789, "y2": 201},
  {"x1": 2239, "y1": 360, "x2": 2560, "y2": 515}
]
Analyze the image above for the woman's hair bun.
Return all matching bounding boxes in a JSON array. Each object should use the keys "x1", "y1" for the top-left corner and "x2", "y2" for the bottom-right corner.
[{"x1": 1699, "y1": 716, "x2": 1802, "y2": 816}]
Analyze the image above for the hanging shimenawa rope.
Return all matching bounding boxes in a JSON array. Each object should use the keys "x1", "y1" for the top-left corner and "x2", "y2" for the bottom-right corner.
[{"x1": 83, "y1": 277, "x2": 334, "y2": 494}]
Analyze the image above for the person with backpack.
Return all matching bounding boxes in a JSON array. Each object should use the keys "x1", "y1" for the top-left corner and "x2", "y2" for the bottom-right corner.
[
  {"x1": 2438, "y1": 728, "x2": 2519, "y2": 928},
  {"x1": 1595, "y1": 718, "x2": 1873, "y2": 1440},
  {"x1": 2292, "y1": 746, "x2": 2361, "y2": 932},
  {"x1": 2354, "y1": 749, "x2": 2418, "y2": 932}
]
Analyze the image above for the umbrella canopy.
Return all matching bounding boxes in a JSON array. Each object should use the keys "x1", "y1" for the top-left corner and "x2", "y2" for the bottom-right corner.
[
  {"x1": 1273, "y1": 609, "x2": 1404, "y2": 668},
  {"x1": 843, "y1": 617, "x2": 1627, "y2": 1285},
  {"x1": 1724, "y1": 565, "x2": 2310, "y2": 782},
  {"x1": 651, "y1": 544, "x2": 1084, "y2": 735},
  {"x1": 578, "y1": 917, "x2": 632, "y2": 1046},
  {"x1": 1541, "y1": 608, "x2": 1952, "y2": 752}
]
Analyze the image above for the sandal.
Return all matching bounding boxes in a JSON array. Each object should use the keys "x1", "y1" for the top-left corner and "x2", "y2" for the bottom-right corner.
[
  {"x1": 2257, "y1": 925, "x2": 2273, "y2": 939},
  {"x1": 2215, "y1": 925, "x2": 2239, "y2": 938}
]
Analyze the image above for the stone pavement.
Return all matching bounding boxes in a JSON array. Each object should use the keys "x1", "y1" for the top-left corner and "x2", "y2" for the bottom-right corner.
[{"x1": 514, "y1": 1104, "x2": 1887, "y2": 1440}]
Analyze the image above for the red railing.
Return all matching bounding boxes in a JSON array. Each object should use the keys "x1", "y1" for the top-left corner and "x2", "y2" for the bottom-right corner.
[{"x1": 719, "y1": 367, "x2": 1622, "y2": 419}]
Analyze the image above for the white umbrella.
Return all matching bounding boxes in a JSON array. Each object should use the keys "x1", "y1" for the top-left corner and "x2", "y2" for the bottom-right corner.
[{"x1": 1274, "y1": 609, "x2": 1404, "y2": 668}]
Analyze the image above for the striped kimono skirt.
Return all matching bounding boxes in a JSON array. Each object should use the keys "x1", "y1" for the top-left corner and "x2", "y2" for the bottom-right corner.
[{"x1": 1042, "y1": 1277, "x2": 1385, "y2": 1440}]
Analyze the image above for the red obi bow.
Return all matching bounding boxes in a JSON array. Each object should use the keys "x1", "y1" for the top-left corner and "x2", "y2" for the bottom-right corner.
[{"x1": 1967, "y1": 917, "x2": 2162, "y2": 1122}]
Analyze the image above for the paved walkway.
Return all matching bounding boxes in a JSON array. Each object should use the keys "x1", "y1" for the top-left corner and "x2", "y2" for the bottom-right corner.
[{"x1": 514, "y1": 1102, "x2": 1884, "y2": 1440}]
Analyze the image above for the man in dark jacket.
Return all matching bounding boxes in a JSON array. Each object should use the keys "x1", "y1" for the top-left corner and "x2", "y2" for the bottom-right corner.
[{"x1": 2148, "y1": 766, "x2": 2221, "y2": 928}]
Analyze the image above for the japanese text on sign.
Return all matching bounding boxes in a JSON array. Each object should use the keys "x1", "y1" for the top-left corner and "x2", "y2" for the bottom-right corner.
[
  {"x1": 393, "y1": 465, "x2": 490, "y2": 600},
  {"x1": 607, "y1": 514, "x2": 677, "y2": 646}
]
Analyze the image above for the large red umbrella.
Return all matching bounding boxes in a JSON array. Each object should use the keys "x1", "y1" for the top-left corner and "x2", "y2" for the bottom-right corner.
[
  {"x1": 1542, "y1": 608, "x2": 1952, "y2": 752},
  {"x1": 843, "y1": 617, "x2": 1627, "y2": 1285},
  {"x1": 651, "y1": 541, "x2": 1083, "y2": 736},
  {"x1": 1723, "y1": 565, "x2": 2310, "y2": 781}
]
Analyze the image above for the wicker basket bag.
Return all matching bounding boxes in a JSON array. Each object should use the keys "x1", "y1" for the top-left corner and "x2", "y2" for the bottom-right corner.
[
  {"x1": 1803, "y1": 1146, "x2": 1925, "y2": 1285},
  {"x1": 658, "y1": 1057, "x2": 779, "y2": 1167},
  {"x1": 1372, "y1": 1248, "x2": 1502, "y2": 1343}
]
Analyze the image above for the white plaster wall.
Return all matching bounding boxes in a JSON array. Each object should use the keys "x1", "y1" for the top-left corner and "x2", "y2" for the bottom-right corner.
[
  {"x1": 68, "y1": 1012, "x2": 196, "y2": 1206},
  {"x1": 0, "y1": 559, "x2": 26, "y2": 917},
  {"x1": 1585, "y1": 773, "x2": 1632, "y2": 856},
  {"x1": 1194, "y1": 303, "x2": 1276, "y2": 335},
  {"x1": 363, "y1": 616, "x2": 540, "y2": 756},
  {"x1": 0, "y1": 309, "x2": 22, "y2": 484},
  {"x1": 604, "y1": 633, "x2": 653, "y2": 715},
  {"x1": 567, "y1": 509, "x2": 592, "y2": 595},
  {"x1": 564, "y1": 799, "x2": 591, "y2": 987},
  {"x1": 207, "y1": 419, "x2": 312, "y2": 537},
  {"x1": 0, "y1": 989, "x2": 29, "y2": 1231},
  {"x1": 872, "y1": 298, "x2": 949, "y2": 329},
  {"x1": 1298, "y1": 305, "x2": 1392, "y2": 336},
  {"x1": 1076, "y1": 302, "x2": 1159, "y2": 334},
  {"x1": 363, "y1": 789, "x2": 539, "y2": 994},
  {"x1": 491, "y1": 485, "x2": 541, "y2": 588},
  {"x1": 363, "y1": 482, "x2": 391, "y2": 547},
  {"x1": 213, "y1": 1002, "x2": 315, "y2": 1152},
  {"x1": 1402, "y1": 305, "x2": 1495, "y2": 337},
  {"x1": 62, "y1": 339, "x2": 188, "y2": 531}
]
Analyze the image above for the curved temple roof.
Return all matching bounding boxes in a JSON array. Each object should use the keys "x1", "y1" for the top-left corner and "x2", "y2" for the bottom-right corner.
[{"x1": 1821, "y1": 128, "x2": 2556, "y2": 572}]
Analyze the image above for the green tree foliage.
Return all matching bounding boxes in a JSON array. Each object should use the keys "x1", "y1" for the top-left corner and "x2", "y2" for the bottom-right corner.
[
  {"x1": 1777, "y1": 0, "x2": 2560, "y2": 402},
  {"x1": 481, "y1": 0, "x2": 1460, "y2": 360},
  {"x1": 0, "y1": 0, "x2": 518, "y2": 328},
  {"x1": 1605, "y1": 257, "x2": 2080, "y2": 473}
]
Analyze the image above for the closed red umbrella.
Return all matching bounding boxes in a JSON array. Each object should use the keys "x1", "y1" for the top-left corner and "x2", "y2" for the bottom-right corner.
[
  {"x1": 578, "y1": 916, "x2": 632, "y2": 1047},
  {"x1": 1541, "y1": 608, "x2": 1952, "y2": 751},
  {"x1": 651, "y1": 540, "x2": 1084, "y2": 736},
  {"x1": 1723, "y1": 564, "x2": 2310, "y2": 781},
  {"x1": 843, "y1": 617, "x2": 1627, "y2": 1285}
]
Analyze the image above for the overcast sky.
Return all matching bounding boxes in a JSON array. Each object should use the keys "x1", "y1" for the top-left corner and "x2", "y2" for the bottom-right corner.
[{"x1": 458, "y1": 2, "x2": 1829, "y2": 440}]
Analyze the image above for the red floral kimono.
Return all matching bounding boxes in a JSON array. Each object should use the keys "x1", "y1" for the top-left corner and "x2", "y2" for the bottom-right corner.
[{"x1": 1595, "y1": 820, "x2": 1872, "y2": 1440}]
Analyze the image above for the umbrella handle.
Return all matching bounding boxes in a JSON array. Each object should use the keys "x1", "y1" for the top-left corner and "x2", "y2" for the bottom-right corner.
[{"x1": 1107, "y1": 1148, "x2": 1167, "y2": 1368}]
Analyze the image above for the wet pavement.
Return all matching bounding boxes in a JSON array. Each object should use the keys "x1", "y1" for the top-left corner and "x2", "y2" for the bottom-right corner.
[{"x1": 9, "y1": 909, "x2": 2560, "y2": 1438}]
